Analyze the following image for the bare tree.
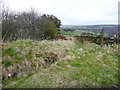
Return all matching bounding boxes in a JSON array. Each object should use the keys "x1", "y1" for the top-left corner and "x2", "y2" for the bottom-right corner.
[{"x1": 2, "y1": 8, "x2": 61, "y2": 42}]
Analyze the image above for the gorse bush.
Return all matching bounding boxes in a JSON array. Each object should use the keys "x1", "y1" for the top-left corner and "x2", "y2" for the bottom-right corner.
[{"x1": 44, "y1": 22, "x2": 58, "y2": 39}]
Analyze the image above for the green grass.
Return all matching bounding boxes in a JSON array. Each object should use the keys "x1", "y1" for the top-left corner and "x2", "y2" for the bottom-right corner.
[
  {"x1": 2, "y1": 39, "x2": 119, "y2": 88},
  {"x1": 99, "y1": 25, "x2": 114, "y2": 28}
]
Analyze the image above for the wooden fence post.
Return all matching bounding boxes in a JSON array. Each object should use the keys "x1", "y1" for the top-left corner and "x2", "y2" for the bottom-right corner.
[{"x1": 101, "y1": 28, "x2": 104, "y2": 47}]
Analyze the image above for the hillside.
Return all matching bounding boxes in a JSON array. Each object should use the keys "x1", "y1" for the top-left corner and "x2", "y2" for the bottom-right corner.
[
  {"x1": 61, "y1": 25, "x2": 118, "y2": 37},
  {"x1": 2, "y1": 39, "x2": 119, "y2": 88}
]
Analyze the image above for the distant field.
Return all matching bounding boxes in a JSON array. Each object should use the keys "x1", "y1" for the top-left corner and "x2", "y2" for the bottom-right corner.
[
  {"x1": 61, "y1": 30, "x2": 101, "y2": 36},
  {"x1": 61, "y1": 25, "x2": 118, "y2": 37}
]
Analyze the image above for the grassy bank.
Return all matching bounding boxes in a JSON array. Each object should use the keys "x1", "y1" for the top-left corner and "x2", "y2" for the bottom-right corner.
[{"x1": 2, "y1": 39, "x2": 119, "y2": 88}]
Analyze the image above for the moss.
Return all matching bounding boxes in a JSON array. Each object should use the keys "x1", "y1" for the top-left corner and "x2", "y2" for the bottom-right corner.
[
  {"x1": 25, "y1": 50, "x2": 33, "y2": 60},
  {"x1": 2, "y1": 60, "x2": 13, "y2": 67},
  {"x1": 71, "y1": 63, "x2": 87, "y2": 67},
  {"x1": 3, "y1": 48, "x2": 17, "y2": 56}
]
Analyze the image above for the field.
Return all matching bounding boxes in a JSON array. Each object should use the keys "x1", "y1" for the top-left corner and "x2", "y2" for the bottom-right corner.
[
  {"x1": 61, "y1": 30, "x2": 101, "y2": 36},
  {"x1": 2, "y1": 38, "x2": 119, "y2": 88},
  {"x1": 61, "y1": 25, "x2": 118, "y2": 37}
]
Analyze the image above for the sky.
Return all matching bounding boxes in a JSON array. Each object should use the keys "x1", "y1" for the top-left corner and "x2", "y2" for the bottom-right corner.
[{"x1": 2, "y1": 0, "x2": 119, "y2": 25}]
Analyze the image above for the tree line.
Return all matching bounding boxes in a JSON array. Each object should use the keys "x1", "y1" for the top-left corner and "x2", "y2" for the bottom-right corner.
[{"x1": 2, "y1": 8, "x2": 61, "y2": 42}]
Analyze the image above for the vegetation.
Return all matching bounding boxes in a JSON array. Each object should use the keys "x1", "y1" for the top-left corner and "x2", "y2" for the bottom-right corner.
[
  {"x1": 61, "y1": 30, "x2": 101, "y2": 37},
  {"x1": 2, "y1": 39, "x2": 119, "y2": 88},
  {"x1": 1, "y1": 6, "x2": 119, "y2": 89},
  {"x1": 2, "y1": 8, "x2": 61, "y2": 42},
  {"x1": 61, "y1": 25, "x2": 118, "y2": 37}
]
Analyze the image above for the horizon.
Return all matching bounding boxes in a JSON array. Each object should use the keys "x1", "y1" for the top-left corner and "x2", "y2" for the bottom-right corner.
[{"x1": 61, "y1": 24, "x2": 118, "y2": 26}]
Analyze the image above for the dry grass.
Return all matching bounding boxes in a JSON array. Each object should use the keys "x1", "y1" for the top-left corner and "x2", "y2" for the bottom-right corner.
[{"x1": 2, "y1": 39, "x2": 119, "y2": 88}]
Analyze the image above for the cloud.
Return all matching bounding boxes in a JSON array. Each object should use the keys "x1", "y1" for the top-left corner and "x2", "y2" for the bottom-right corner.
[{"x1": 4, "y1": 0, "x2": 119, "y2": 25}]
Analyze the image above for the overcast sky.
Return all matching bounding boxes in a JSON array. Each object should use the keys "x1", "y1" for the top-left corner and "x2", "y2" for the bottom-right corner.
[{"x1": 2, "y1": 0, "x2": 119, "y2": 25}]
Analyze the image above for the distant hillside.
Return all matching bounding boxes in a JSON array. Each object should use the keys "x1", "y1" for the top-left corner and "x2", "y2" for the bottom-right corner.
[{"x1": 61, "y1": 25, "x2": 118, "y2": 37}]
